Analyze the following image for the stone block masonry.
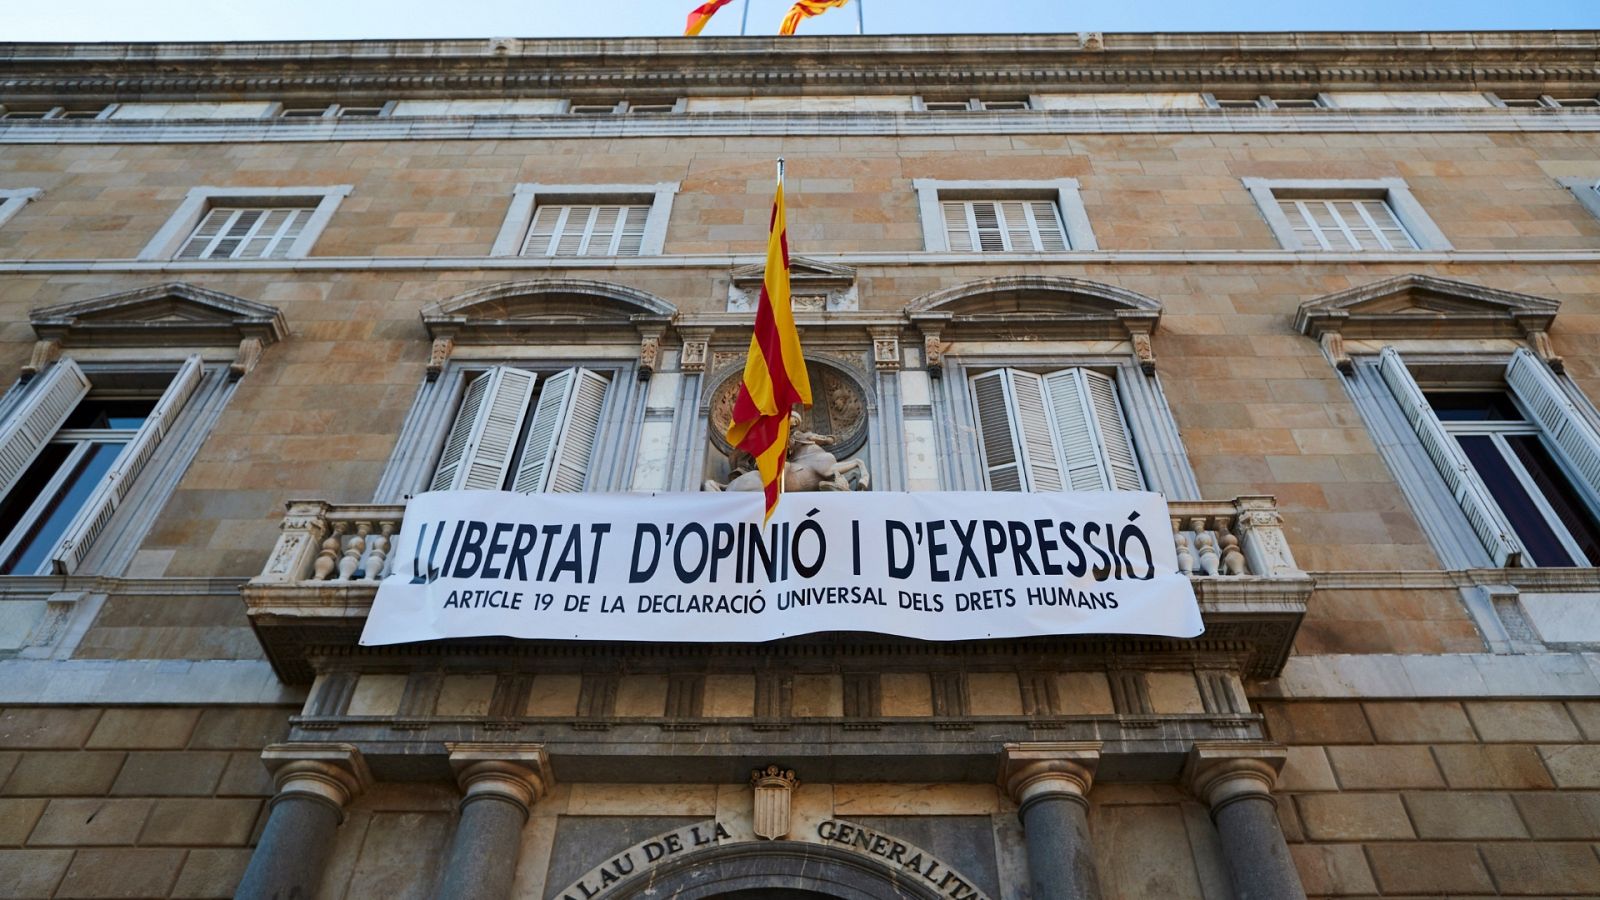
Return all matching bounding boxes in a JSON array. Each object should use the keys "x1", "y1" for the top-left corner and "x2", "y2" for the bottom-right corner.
[
  {"x1": 1260, "y1": 698, "x2": 1600, "y2": 898},
  {"x1": 0, "y1": 706, "x2": 294, "y2": 900}
]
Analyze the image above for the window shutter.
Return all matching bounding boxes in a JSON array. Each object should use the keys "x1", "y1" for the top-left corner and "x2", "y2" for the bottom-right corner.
[
  {"x1": 1009, "y1": 371, "x2": 1064, "y2": 491},
  {"x1": 554, "y1": 206, "x2": 588, "y2": 256},
  {"x1": 1029, "y1": 200, "x2": 1069, "y2": 251},
  {"x1": 969, "y1": 202, "x2": 1007, "y2": 251},
  {"x1": 1082, "y1": 369, "x2": 1143, "y2": 490},
  {"x1": 614, "y1": 206, "x2": 649, "y2": 256},
  {"x1": 1043, "y1": 369, "x2": 1107, "y2": 491},
  {"x1": 522, "y1": 206, "x2": 562, "y2": 256},
  {"x1": 548, "y1": 369, "x2": 611, "y2": 492},
  {"x1": 429, "y1": 367, "x2": 538, "y2": 492},
  {"x1": 509, "y1": 368, "x2": 610, "y2": 494},
  {"x1": 1506, "y1": 347, "x2": 1600, "y2": 501},
  {"x1": 1378, "y1": 347, "x2": 1524, "y2": 566},
  {"x1": 942, "y1": 202, "x2": 974, "y2": 252},
  {"x1": 0, "y1": 358, "x2": 90, "y2": 499},
  {"x1": 52, "y1": 355, "x2": 204, "y2": 574},
  {"x1": 1041, "y1": 369, "x2": 1143, "y2": 492},
  {"x1": 969, "y1": 370, "x2": 1024, "y2": 491}
]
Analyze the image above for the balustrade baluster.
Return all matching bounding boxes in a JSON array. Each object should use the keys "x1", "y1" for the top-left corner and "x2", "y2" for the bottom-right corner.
[
  {"x1": 313, "y1": 524, "x2": 344, "y2": 581},
  {"x1": 340, "y1": 523, "x2": 368, "y2": 581}
]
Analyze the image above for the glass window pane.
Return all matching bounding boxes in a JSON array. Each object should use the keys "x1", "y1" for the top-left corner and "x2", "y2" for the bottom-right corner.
[
  {"x1": 1, "y1": 442, "x2": 123, "y2": 575},
  {"x1": 0, "y1": 443, "x2": 73, "y2": 552},
  {"x1": 1456, "y1": 435, "x2": 1575, "y2": 567},
  {"x1": 1506, "y1": 435, "x2": 1600, "y2": 565},
  {"x1": 1423, "y1": 391, "x2": 1525, "y2": 422}
]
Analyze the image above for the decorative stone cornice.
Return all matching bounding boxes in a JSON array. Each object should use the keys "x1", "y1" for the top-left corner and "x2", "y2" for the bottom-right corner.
[
  {"x1": 29, "y1": 281, "x2": 288, "y2": 349},
  {"x1": 1294, "y1": 273, "x2": 1563, "y2": 372},
  {"x1": 998, "y1": 742, "x2": 1101, "y2": 811},
  {"x1": 446, "y1": 742, "x2": 551, "y2": 817},
  {"x1": 260, "y1": 742, "x2": 373, "y2": 814},
  {"x1": 1182, "y1": 741, "x2": 1288, "y2": 813},
  {"x1": 1, "y1": 33, "x2": 1597, "y2": 101}
]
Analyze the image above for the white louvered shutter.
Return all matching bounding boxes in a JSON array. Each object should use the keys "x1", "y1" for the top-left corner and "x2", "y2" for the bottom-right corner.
[
  {"x1": 0, "y1": 358, "x2": 90, "y2": 499},
  {"x1": 969, "y1": 370, "x2": 1024, "y2": 491},
  {"x1": 1008, "y1": 371, "x2": 1064, "y2": 491},
  {"x1": 548, "y1": 369, "x2": 610, "y2": 492},
  {"x1": 511, "y1": 368, "x2": 611, "y2": 493},
  {"x1": 1043, "y1": 369, "x2": 1111, "y2": 491},
  {"x1": 1505, "y1": 348, "x2": 1600, "y2": 502},
  {"x1": 942, "y1": 202, "x2": 975, "y2": 252},
  {"x1": 429, "y1": 367, "x2": 538, "y2": 492},
  {"x1": 1083, "y1": 369, "x2": 1143, "y2": 490},
  {"x1": 1378, "y1": 347, "x2": 1524, "y2": 567},
  {"x1": 52, "y1": 355, "x2": 204, "y2": 574},
  {"x1": 523, "y1": 205, "x2": 650, "y2": 257},
  {"x1": 1041, "y1": 369, "x2": 1143, "y2": 492}
]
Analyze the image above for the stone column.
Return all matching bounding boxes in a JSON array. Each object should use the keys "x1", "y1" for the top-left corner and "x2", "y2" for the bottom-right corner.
[
  {"x1": 236, "y1": 743, "x2": 372, "y2": 900},
  {"x1": 999, "y1": 742, "x2": 1104, "y2": 900},
  {"x1": 1184, "y1": 742, "x2": 1306, "y2": 900},
  {"x1": 434, "y1": 743, "x2": 551, "y2": 900}
]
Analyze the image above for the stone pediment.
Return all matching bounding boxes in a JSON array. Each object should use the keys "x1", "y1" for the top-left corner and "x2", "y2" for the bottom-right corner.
[
  {"x1": 906, "y1": 275, "x2": 1162, "y2": 372},
  {"x1": 419, "y1": 279, "x2": 677, "y2": 379},
  {"x1": 1294, "y1": 274, "x2": 1563, "y2": 372},
  {"x1": 29, "y1": 282, "x2": 288, "y2": 347},
  {"x1": 728, "y1": 257, "x2": 858, "y2": 312}
]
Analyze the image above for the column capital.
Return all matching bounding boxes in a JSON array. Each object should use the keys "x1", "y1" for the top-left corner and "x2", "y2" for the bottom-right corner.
[
  {"x1": 261, "y1": 742, "x2": 372, "y2": 812},
  {"x1": 999, "y1": 741, "x2": 1102, "y2": 809},
  {"x1": 447, "y1": 742, "x2": 551, "y2": 817},
  {"x1": 1183, "y1": 741, "x2": 1287, "y2": 812}
]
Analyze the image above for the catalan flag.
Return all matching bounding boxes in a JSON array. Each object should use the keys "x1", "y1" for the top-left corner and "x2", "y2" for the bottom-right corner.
[
  {"x1": 726, "y1": 161, "x2": 812, "y2": 521},
  {"x1": 779, "y1": 0, "x2": 850, "y2": 35},
  {"x1": 684, "y1": 0, "x2": 736, "y2": 36}
]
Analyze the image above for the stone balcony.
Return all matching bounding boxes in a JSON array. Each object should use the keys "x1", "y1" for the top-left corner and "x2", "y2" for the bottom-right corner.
[{"x1": 242, "y1": 495, "x2": 1313, "y2": 685}]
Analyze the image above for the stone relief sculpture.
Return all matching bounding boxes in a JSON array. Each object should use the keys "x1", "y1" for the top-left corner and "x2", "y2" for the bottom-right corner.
[{"x1": 704, "y1": 412, "x2": 870, "y2": 493}]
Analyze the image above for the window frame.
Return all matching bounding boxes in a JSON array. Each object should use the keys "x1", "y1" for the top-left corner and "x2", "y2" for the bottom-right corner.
[
  {"x1": 490, "y1": 182, "x2": 679, "y2": 258},
  {"x1": 1346, "y1": 349, "x2": 1600, "y2": 569},
  {"x1": 1242, "y1": 177, "x2": 1452, "y2": 252},
  {"x1": 1556, "y1": 176, "x2": 1600, "y2": 223},
  {"x1": 934, "y1": 352, "x2": 1197, "y2": 499},
  {"x1": 0, "y1": 356, "x2": 230, "y2": 576},
  {"x1": 137, "y1": 185, "x2": 353, "y2": 262},
  {"x1": 912, "y1": 178, "x2": 1098, "y2": 253},
  {"x1": 380, "y1": 357, "x2": 643, "y2": 502},
  {"x1": 0, "y1": 188, "x2": 42, "y2": 230}
]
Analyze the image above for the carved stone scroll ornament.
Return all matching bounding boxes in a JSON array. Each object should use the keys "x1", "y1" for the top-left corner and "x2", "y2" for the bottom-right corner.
[
  {"x1": 751, "y1": 765, "x2": 799, "y2": 840},
  {"x1": 231, "y1": 337, "x2": 264, "y2": 381},
  {"x1": 19, "y1": 339, "x2": 61, "y2": 381},
  {"x1": 637, "y1": 328, "x2": 664, "y2": 380},
  {"x1": 425, "y1": 337, "x2": 454, "y2": 382}
]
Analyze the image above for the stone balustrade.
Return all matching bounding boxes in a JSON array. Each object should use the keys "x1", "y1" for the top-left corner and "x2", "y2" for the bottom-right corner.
[{"x1": 252, "y1": 495, "x2": 1301, "y2": 585}]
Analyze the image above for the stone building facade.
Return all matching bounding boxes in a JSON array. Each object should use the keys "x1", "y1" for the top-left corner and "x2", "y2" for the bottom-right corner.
[{"x1": 0, "y1": 30, "x2": 1598, "y2": 899}]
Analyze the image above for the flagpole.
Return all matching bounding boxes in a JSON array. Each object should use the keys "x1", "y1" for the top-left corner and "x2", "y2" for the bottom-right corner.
[
  {"x1": 857, "y1": 0, "x2": 865, "y2": 34},
  {"x1": 740, "y1": 0, "x2": 750, "y2": 35},
  {"x1": 777, "y1": 156, "x2": 785, "y2": 186}
]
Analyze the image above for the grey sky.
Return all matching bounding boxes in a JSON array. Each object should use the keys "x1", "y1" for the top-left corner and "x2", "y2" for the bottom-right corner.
[{"x1": 6, "y1": 0, "x2": 1596, "y2": 42}]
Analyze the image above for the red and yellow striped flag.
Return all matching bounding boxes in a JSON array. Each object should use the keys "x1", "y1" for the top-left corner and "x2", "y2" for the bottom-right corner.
[
  {"x1": 778, "y1": 0, "x2": 850, "y2": 35},
  {"x1": 726, "y1": 162, "x2": 812, "y2": 521},
  {"x1": 684, "y1": 0, "x2": 736, "y2": 36}
]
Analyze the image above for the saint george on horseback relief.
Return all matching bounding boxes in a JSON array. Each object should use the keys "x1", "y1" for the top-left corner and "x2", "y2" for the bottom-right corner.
[{"x1": 704, "y1": 411, "x2": 870, "y2": 493}]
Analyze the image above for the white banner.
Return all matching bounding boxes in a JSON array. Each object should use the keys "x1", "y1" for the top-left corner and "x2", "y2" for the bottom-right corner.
[{"x1": 360, "y1": 490, "x2": 1203, "y2": 646}]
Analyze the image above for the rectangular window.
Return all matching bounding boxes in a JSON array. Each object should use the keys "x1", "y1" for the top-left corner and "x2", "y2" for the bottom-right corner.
[
  {"x1": 942, "y1": 200, "x2": 1068, "y2": 252},
  {"x1": 1552, "y1": 96, "x2": 1600, "y2": 108},
  {"x1": 521, "y1": 204, "x2": 651, "y2": 257},
  {"x1": 0, "y1": 356, "x2": 203, "y2": 575},
  {"x1": 430, "y1": 366, "x2": 612, "y2": 493},
  {"x1": 968, "y1": 367, "x2": 1142, "y2": 492},
  {"x1": 1277, "y1": 198, "x2": 1417, "y2": 251},
  {"x1": 1378, "y1": 347, "x2": 1600, "y2": 568},
  {"x1": 176, "y1": 206, "x2": 314, "y2": 260}
]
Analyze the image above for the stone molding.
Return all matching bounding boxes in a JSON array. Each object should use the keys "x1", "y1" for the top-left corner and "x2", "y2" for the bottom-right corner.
[
  {"x1": 260, "y1": 742, "x2": 373, "y2": 815},
  {"x1": 999, "y1": 741, "x2": 1101, "y2": 811},
  {"x1": 728, "y1": 256, "x2": 858, "y2": 313},
  {"x1": 1182, "y1": 741, "x2": 1287, "y2": 814},
  {"x1": 3, "y1": 32, "x2": 1598, "y2": 101},
  {"x1": 28, "y1": 281, "x2": 288, "y2": 350},
  {"x1": 1294, "y1": 273, "x2": 1563, "y2": 372},
  {"x1": 446, "y1": 742, "x2": 551, "y2": 816}
]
